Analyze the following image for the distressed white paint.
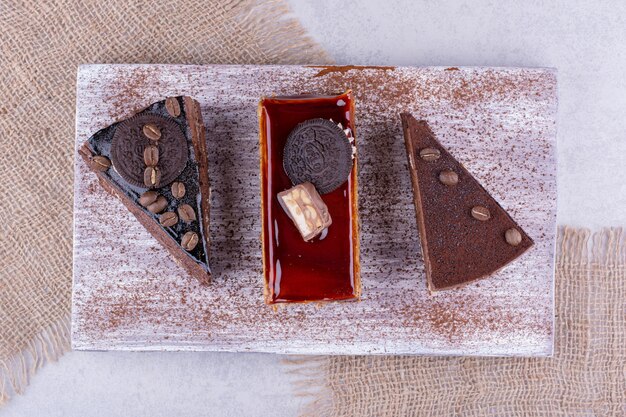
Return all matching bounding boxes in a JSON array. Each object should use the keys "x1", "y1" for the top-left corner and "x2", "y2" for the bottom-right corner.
[{"x1": 72, "y1": 64, "x2": 557, "y2": 356}]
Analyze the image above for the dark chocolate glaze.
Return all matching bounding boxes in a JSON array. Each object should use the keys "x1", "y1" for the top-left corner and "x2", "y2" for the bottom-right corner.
[
  {"x1": 401, "y1": 113, "x2": 533, "y2": 291},
  {"x1": 87, "y1": 98, "x2": 208, "y2": 269}
]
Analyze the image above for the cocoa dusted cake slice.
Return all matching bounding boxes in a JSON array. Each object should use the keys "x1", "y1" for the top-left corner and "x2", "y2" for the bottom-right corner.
[
  {"x1": 400, "y1": 113, "x2": 533, "y2": 291},
  {"x1": 79, "y1": 97, "x2": 211, "y2": 284}
]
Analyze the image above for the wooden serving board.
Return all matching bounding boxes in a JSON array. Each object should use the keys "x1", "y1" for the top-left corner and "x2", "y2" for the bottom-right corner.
[{"x1": 72, "y1": 64, "x2": 557, "y2": 356}]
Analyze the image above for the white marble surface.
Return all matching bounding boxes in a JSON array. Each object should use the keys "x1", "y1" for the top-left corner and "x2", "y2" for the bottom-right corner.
[
  {"x1": 3, "y1": 351, "x2": 306, "y2": 417},
  {"x1": 4, "y1": 0, "x2": 625, "y2": 416}
]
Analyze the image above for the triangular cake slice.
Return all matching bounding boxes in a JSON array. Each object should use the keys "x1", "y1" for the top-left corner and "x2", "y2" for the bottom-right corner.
[
  {"x1": 79, "y1": 97, "x2": 211, "y2": 284},
  {"x1": 401, "y1": 113, "x2": 533, "y2": 291}
]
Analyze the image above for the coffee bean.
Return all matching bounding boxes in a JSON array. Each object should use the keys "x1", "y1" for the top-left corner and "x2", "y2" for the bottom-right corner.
[
  {"x1": 165, "y1": 97, "x2": 181, "y2": 117},
  {"x1": 91, "y1": 155, "x2": 111, "y2": 171},
  {"x1": 439, "y1": 170, "x2": 458, "y2": 186},
  {"x1": 138, "y1": 190, "x2": 159, "y2": 207},
  {"x1": 178, "y1": 204, "x2": 196, "y2": 222},
  {"x1": 143, "y1": 145, "x2": 159, "y2": 167},
  {"x1": 143, "y1": 123, "x2": 161, "y2": 141},
  {"x1": 181, "y1": 231, "x2": 199, "y2": 251},
  {"x1": 171, "y1": 182, "x2": 186, "y2": 199},
  {"x1": 505, "y1": 228, "x2": 522, "y2": 246},
  {"x1": 159, "y1": 211, "x2": 178, "y2": 227},
  {"x1": 144, "y1": 166, "x2": 161, "y2": 188},
  {"x1": 146, "y1": 195, "x2": 168, "y2": 214},
  {"x1": 471, "y1": 206, "x2": 491, "y2": 221},
  {"x1": 419, "y1": 148, "x2": 440, "y2": 161}
]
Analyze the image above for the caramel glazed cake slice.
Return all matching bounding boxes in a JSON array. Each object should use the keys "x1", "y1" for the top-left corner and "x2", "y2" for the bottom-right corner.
[
  {"x1": 79, "y1": 97, "x2": 211, "y2": 284},
  {"x1": 400, "y1": 113, "x2": 533, "y2": 291}
]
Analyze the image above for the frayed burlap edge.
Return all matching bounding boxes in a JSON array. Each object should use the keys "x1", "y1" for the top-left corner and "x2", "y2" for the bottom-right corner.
[
  {"x1": 0, "y1": 0, "x2": 332, "y2": 406},
  {"x1": 0, "y1": 317, "x2": 71, "y2": 404},
  {"x1": 293, "y1": 227, "x2": 625, "y2": 417},
  {"x1": 235, "y1": 0, "x2": 333, "y2": 65}
]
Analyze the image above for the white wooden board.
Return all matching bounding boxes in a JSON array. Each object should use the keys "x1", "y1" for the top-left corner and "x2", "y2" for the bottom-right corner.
[{"x1": 72, "y1": 64, "x2": 557, "y2": 356}]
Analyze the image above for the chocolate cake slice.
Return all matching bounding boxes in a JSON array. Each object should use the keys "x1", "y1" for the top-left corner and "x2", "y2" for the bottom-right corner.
[
  {"x1": 400, "y1": 113, "x2": 533, "y2": 291},
  {"x1": 79, "y1": 97, "x2": 211, "y2": 284}
]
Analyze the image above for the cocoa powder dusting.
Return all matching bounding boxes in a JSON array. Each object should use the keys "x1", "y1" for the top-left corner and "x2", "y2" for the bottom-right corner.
[
  {"x1": 309, "y1": 65, "x2": 395, "y2": 78},
  {"x1": 73, "y1": 65, "x2": 556, "y2": 354}
]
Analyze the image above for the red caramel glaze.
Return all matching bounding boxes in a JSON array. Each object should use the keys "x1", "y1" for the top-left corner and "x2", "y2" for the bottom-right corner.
[{"x1": 258, "y1": 91, "x2": 360, "y2": 304}]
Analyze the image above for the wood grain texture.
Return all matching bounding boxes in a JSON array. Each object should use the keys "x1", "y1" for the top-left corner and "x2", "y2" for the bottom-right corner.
[{"x1": 72, "y1": 64, "x2": 557, "y2": 356}]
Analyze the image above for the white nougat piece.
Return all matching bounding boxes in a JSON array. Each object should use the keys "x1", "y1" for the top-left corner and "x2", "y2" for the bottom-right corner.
[{"x1": 277, "y1": 182, "x2": 332, "y2": 241}]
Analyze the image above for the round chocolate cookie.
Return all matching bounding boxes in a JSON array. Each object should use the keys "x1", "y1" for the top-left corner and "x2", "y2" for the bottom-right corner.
[
  {"x1": 283, "y1": 118, "x2": 353, "y2": 194},
  {"x1": 111, "y1": 114, "x2": 188, "y2": 188}
]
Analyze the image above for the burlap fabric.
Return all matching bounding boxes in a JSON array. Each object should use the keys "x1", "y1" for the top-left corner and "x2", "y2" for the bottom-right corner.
[
  {"x1": 297, "y1": 228, "x2": 626, "y2": 417},
  {"x1": 0, "y1": 0, "x2": 330, "y2": 404},
  {"x1": 3, "y1": 2, "x2": 623, "y2": 414}
]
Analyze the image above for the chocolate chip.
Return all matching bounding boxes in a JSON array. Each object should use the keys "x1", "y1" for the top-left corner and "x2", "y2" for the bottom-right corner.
[
  {"x1": 138, "y1": 191, "x2": 159, "y2": 207},
  {"x1": 144, "y1": 166, "x2": 161, "y2": 188},
  {"x1": 143, "y1": 145, "x2": 159, "y2": 167},
  {"x1": 159, "y1": 211, "x2": 178, "y2": 227},
  {"x1": 181, "y1": 231, "x2": 199, "y2": 251},
  {"x1": 439, "y1": 170, "x2": 458, "y2": 186},
  {"x1": 283, "y1": 118, "x2": 353, "y2": 194},
  {"x1": 143, "y1": 123, "x2": 161, "y2": 141},
  {"x1": 471, "y1": 206, "x2": 491, "y2": 221},
  {"x1": 146, "y1": 195, "x2": 168, "y2": 214},
  {"x1": 178, "y1": 204, "x2": 196, "y2": 222},
  {"x1": 165, "y1": 97, "x2": 181, "y2": 117},
  {"x1": 419, "y1": 148, "x2": 440, "y2": 161},
  {"x1": 91, "y1": 155, "x2": 111, "y2": 172},
  {"x1": 171, "y1": 182, "x2": 186, "y2": 199},
  {"x1": 505, "y1": 228, "x2": 522, "y2": 246}
]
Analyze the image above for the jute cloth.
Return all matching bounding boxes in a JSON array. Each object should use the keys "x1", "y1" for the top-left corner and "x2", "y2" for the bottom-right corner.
[
  {"x1": 296, "y1": 228, "x2": 626, "y2": 417},
  {"x1": 0, "y1": 0, "x2": 329, "y2": 404},
  {"x1": 2, "y1": 2, "x2": 624, "y2": 414}
]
